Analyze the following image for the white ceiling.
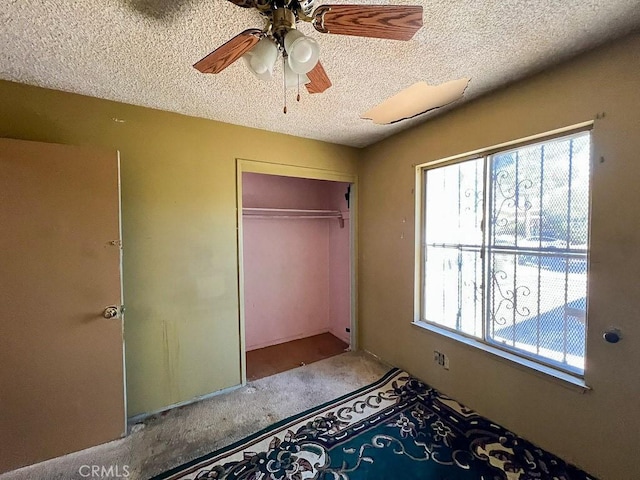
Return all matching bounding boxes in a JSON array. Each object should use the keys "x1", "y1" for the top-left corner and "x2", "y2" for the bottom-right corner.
[{"x1": 2, "y1": 1, "x2": 639, "y2": 147}]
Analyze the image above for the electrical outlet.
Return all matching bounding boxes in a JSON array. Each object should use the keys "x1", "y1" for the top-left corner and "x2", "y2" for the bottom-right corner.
[
  {"x1": 433, "y1": 350, "x2": 443, "y2": 365},
  {"x1": 433, "y1": 350, "x2": 449, "y2": 370}
]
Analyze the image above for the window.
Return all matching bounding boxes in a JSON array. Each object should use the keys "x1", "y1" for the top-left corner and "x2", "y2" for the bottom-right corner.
[{"x1": 417, "y1": 129, "x2": 591, "y2": 376}]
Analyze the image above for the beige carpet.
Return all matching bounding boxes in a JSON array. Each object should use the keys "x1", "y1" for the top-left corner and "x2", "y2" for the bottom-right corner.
[{"x1": 0, "y1": 351, "x2": 389, "y2": 480}]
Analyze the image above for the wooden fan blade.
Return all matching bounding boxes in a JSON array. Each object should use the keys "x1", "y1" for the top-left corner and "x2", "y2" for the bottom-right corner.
[
  {"x1": 226, "y1": 0, "x2": 255, "y2": 7},
  {"x1": 305, "y1": 61, "x2": 332, "y2": 94},
  {"x1": 313, "y1": 5, "x2": 423, "y2": 41},
  {"x1": 194, "y1": 29, "x2": 262, "y2": 74}
]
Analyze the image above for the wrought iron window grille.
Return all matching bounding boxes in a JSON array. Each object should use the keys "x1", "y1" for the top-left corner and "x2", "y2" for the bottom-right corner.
[{"x1": 418, "y1": 129, "x2": 591, "y2": 376}]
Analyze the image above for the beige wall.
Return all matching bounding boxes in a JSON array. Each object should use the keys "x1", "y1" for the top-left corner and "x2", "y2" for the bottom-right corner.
[
  {"x1": 0, "y1": 81, "x2": 359, "y2": 416},
  {"x1": 359, "y1": 33, "x2": 640, "y2": 479}
]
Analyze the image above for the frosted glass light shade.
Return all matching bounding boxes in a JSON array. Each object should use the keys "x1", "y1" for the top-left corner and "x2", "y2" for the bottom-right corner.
[
  {"x1": 284, "y1": 30, "x2": 320, "y2": 75},
  {"x1": 242, "y1": 37, "x2": 278, "y2": 80},
  {"x1": 284, "y1": 62, "x2": 311, "y2": 89}
]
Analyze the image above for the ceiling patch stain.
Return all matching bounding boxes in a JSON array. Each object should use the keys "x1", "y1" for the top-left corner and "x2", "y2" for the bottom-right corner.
[
  {"x1": 361, "y1": 78, "x2": 470, "y2": 125},
  {"x1": 121, "y1": 0, "x2": 196, "y2": 20}
]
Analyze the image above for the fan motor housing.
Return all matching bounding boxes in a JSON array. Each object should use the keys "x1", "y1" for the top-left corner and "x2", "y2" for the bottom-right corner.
[{"x1": 272, "y1": 7, "x2": 297, "y2": 40}]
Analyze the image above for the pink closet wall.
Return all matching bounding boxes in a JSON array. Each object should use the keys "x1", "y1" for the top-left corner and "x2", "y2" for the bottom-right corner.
[
  {"x1": 327, "y1": 182, "x2": 351, "y2": 344},
  {"x1": 242, "y1": 173, "x2": 350, "y2": 350}
]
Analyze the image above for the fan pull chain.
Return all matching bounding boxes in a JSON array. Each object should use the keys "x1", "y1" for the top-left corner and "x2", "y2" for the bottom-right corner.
[
  {"x1": 297, "y1": 75, "x2": 301, "y2": 102},
  {"x1": 282, "y1": 56, "x2": 287, "y2": 114}
]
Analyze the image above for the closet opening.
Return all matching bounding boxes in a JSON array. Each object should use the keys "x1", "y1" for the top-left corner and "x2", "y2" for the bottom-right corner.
[{"x1": 239, "y1": 170, "x2": 354, "y2": 382}]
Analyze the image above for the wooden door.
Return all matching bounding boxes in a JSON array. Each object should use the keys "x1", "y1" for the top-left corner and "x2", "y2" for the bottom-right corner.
[{"x1": 0, "y1": 139, "x2": 125, "y2": 473}]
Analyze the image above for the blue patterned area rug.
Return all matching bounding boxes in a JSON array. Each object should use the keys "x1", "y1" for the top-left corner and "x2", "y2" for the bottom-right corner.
[{"x1": 152, "y1": 369, "x2": 595, "y2": 480}]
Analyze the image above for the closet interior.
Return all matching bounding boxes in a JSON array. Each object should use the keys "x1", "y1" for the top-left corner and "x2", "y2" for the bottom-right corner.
[{"x1": 241, "y1": 172, "x2": 352, "y2": 381}]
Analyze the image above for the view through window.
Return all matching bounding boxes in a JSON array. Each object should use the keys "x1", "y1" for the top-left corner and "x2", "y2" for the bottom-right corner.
[{"x1": 421, "y1": 131, "x2": 590, "y2": 375}]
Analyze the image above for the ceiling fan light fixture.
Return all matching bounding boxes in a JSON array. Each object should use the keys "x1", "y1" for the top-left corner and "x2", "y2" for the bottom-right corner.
[
  {"x1": 284, "y1": 30, "x2": 320, "y2": 75},
  {"x1": 242, "y1": 37, "x2": 278, "y2": 80},
  {"x1": 284, "y1": 62, "x2": 311, "y2": 89}
]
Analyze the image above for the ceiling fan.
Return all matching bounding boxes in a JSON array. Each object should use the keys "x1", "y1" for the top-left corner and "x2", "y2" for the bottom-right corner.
[{"x1": 193, "y1": 0, "x2": 423, "y2": 110}]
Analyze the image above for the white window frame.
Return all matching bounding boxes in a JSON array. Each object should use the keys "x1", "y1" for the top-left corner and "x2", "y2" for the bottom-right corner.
[{"x1": 413, "y1": 122, "x2": 593, "y2": 388}]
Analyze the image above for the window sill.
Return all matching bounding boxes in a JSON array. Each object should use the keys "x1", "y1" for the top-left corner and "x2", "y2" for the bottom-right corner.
[{"x1": 411, "y1": 321, "x2": 591, "y2": 393}]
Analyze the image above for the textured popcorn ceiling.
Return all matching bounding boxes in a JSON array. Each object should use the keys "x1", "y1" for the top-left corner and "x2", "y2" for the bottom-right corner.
[{"x1": 1, "y1": 1, "x2": 639, "y2": 147}]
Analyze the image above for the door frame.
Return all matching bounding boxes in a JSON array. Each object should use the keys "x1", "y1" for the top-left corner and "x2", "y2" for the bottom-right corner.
[
  {"x1": 117, "y1": 151, "x2": 127, "y2": 428},
  {"x1": 236, "y1": 158, "x2": 358, "y2": 384}
]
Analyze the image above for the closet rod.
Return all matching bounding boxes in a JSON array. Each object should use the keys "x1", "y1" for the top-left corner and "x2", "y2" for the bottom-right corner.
[
  {"x1": 243, "y1": 215, "x2": 340, "y2": 219},
  {"x1": 242, "y1": 207, "x2": 340, "y2": 215},
  {"x1": 242, "y1": 207, "x2": 345, "y2": 227}
]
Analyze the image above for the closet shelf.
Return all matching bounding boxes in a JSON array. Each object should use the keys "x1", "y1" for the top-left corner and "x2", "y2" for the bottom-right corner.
[{"x1": 242, "y1": 208, "x2": 346, "y2": 227}]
